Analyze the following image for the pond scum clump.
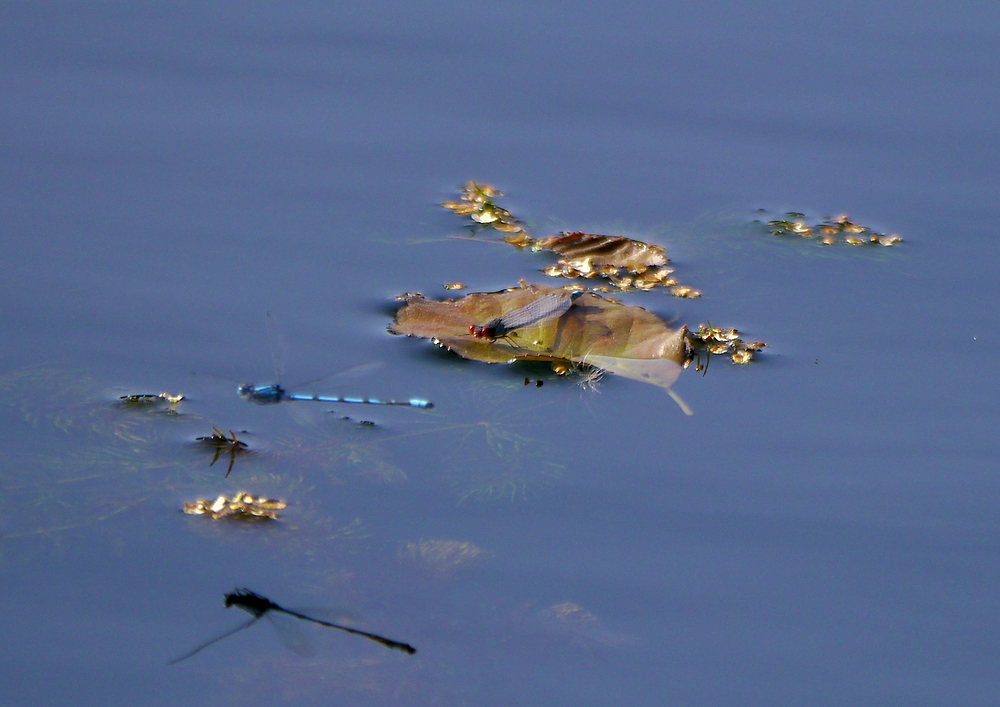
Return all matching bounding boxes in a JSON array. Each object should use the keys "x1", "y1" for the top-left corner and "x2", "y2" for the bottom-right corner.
[
  {"x1": 687, "y1": 323, "x2": 767, "y2": 367},
  {"x1": 758, "y1": 210, "x2": 903, "y2": 247},
  {"x1": 183, "y1": 491, "x2": 287, "y2": 520}
]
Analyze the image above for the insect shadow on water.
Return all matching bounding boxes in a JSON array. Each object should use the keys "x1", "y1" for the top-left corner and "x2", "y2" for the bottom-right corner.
[
  {"x1": 236, "y1": 312, "x2": 433, "y2": 410},
  {"x1": 169, "y1": 588, "x2": 416, "y2": 664}
]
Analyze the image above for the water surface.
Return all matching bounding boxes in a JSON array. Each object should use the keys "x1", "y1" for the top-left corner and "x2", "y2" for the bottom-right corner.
[{"x1": 2, "y1": 2, "x2": 999, "y2": 705}]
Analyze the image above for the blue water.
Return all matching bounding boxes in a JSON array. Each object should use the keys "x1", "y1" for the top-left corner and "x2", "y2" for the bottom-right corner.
[{"x1": 2, "y1": 2, "x2": 999, "y2": 705}]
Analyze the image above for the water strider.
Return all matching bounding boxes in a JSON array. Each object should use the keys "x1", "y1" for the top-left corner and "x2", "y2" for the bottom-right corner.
[
  {"x1": 169, "y1": 588, "x2": 416, "y2": 664},
  {"x1": 194, "y1": 427, "x2": 249, "y2": 478}
]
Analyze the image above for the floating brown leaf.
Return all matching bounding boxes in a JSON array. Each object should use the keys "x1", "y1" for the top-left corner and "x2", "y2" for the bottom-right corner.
[
  {"x1": 533, "y1": 231, "x2": 668, "y2": 274},
  {"x1": 390, "y1": 283, "x2": 692, "y2": 409},
  {"x1": 533, "y1": 232, "x2": 698, "y2": 296}
]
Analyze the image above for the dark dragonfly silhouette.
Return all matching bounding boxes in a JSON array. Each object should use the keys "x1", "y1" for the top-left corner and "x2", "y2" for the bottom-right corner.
[
  {"x1": 169, "y1": 588, "x2": 416, "y2": 664},
  {"x1": 238, "y1": 312, "x2": 433, "y2": 409}
]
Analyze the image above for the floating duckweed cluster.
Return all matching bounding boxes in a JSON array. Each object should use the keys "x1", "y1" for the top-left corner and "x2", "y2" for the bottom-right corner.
[
  {"x1": 183, "y1": 491, "x2": 288, "y2": 520},
  {"x1": 761, "y1": 211, "x2": 903, "y2": 247},
  {"x1": 440, "y1": 181, "x2": 527, "y2": 235},
  {"x1": 687, "y1": 323, "x2": 767, "y2": 366},
  {"x1": 442, "y1": 181, "x2": 701, "y2": 297}
]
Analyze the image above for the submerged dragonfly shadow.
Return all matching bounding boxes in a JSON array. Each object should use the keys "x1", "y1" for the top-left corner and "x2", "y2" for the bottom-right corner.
[{"x1": 169, "y1": 588, "x2": 416, "y2": 664}]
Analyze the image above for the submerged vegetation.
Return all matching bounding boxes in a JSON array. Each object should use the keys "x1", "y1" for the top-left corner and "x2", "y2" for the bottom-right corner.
[
  {"x1": 401, "y1": 538, "x2": 492, "y2": 574},
  {"x1": 0, "y1": 365, "x2": 409, "y2": 553}
]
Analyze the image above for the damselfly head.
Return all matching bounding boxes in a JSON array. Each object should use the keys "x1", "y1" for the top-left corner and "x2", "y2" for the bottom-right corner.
[
  {"x1": 238, "y1": 383, "x2": 285, "y2": 404},
  {"x1": 469, "y1": 318, "x2": 502, "y2": 340}
]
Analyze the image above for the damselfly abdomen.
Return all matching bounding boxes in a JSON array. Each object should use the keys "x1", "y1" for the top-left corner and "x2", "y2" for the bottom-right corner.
[{"x1": 238, "y1": 383, "x2": 432, "y2": 408}]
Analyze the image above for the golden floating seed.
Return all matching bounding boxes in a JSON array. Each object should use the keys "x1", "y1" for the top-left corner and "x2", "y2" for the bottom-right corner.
[
  {"x1": 671, "y1": 285, "x2": 702, "y2": 298},
  {"x1": 732, "y1": 350, "x2": 753, "y2": 364},
  {"x1": 503, "y1": 233, "x2": 534, "y2": 247},
  {"x1": 441, "y1": 201, "x2": 478, "y2": 214},
  {"x1": 471, "y1": 209, "x2": 499, "y2": 224},
  {"x1": 844, "y1": 235, "x2": 865, "y2": 245},
  {"x1": 443, "y1": 282, "x2": 466, "y2": 290}
]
